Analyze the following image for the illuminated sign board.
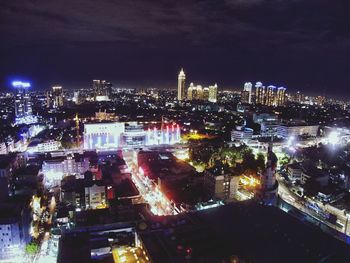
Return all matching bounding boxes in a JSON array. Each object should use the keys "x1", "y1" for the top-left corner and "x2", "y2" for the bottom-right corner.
[{"x1": 12, "y1": 81, "x2": 31, "y2": 88}]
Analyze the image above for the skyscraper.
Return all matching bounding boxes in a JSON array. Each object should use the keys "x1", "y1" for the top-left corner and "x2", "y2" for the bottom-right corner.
[
  {"x1": 177, "y1": 68, "x2": 186, "y2": 101},
  {"x1": 203, "y1": 87, "x2": 210, "y2": 101},
  {"x1": 265, "y1": 85, "x2": 276, "y2": 106},
  {"x1": 13, "y1": 81, "x2": 32, "y2": 118},
  {"x1": 187, "y1": 82, "x2": 194, "y2": 100},
  {"x1": 255, "y1": 82, "x2": 265, "y2": 104},
  {"x1": 276, "y1": 87, "x2": 286, "y2": 106},
  {"x1": 52, "y1": 86, "x2": 64, "y2": 108},
  {"x1": 208, "y1": 84, "x2": 218, "y2": 103},
  {"x1": 93, "y1": 80, "x2": 112, "y2": 101},
  {"x1": 241, "y1": 82, "x2": 252, "y2": 104}
]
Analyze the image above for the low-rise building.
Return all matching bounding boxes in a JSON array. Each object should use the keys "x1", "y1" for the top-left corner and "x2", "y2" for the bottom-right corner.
[
  {"x1": 61, "y1": 178, "x2": 107, "y2": 210},
  {"x1": 287, "y1": 162, "x2": 303, "y2": 182},
  {"x1": 301, "y1": 167, "x2": 329, "y2": 187},
  {"x1": 204, "y1": 166, "x2": 240, "y2": 200},
  {"x1": 42, "y1": 154, "x2": 90, "y2": 186},
  {"x1": 27, "y1": 140, "x2": 61, "y2": 153},
  {"x1": 0, "y1": 142, "x2": 7, "y2": 155},
  {"x1": 0, "y1": 204, "x2": 30, "y2": 260},
  {"x1": 231, "y1": 127, "x2": 253, "y2": 142}
]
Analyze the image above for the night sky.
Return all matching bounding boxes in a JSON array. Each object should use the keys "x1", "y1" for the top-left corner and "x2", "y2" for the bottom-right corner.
[{"x1": 1, "y1": 0, "x2": 350, "y2": 97}]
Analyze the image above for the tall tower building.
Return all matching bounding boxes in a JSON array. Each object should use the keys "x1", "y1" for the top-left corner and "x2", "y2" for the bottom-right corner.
[
  {"x1": 259, "y1": 139, "x2": 278, "y2": 205},
  {"x1": 296, "y1": 91, "x2": 304, "y2": 104},
  {"x1": 187, "y1": 82, "x2": 194, "y2": 100},
  {"x1": 197, "y1": 85, "x2": 204, "y2": 100},
  {"x1": 93, "y1": 80, "x2": 112, "y2": 101},
  {"x1": 276, "y1": 87, "x2": 286, "y2": 106},
  {"x1": 241, "y1": 82, "x2": 252, "y2": 104},
  {"x1": 265, "y1": 85, "x2": 276, "y2": 106},
  {"x1": 178, "y1": 68, "x2": 186, "y2": 101},
  {"x1": 255, "y1": 82, "x2": 265, "y2": 104},
  {"x1": 203, "y1": 87, "x2": 209, "y2": 101},
  {"x1": 46, "y1": 90, "x2": 52, "y2": 108},
  {"x1": 208, "y1": 83, "x2": 218, "y2": 103},
  {"x1": 52, "y1": 86, "x2": 64, "y2": 108},
  {"x1": 13, "y1": 81, "x2": 32, "y2": 118}
]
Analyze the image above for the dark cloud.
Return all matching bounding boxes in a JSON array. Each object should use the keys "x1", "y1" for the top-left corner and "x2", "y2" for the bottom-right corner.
[{"x1": 1, "y1": 0, "x2": 350, "y2": 97}]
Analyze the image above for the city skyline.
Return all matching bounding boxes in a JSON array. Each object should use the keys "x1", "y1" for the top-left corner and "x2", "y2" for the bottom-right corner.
[
  {"x1": 1, "y1": 1, "x2": 350, "y2": 97},
  {"x1": 1, "y1": 2, "x2": 350, "y2": 262}
]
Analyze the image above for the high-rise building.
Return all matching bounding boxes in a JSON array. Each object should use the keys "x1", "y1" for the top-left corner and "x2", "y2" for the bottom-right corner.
[
  {"x1": 276, "y1": 87, "x2": 286, "y2": 106},
  {"x1": 46, "y1": 90, "x2": 51, "y2": 108},
  {"x1": 73, "y1": 91, "x2": 83, "y2": 105},
  {"x1": 52, "y1": 86, "x2": 64, "y2": 108},
  {"x1": 93, "y1": 80, "x2": 112, "y2": 101},
  {"x1": 255, "y1": 82, "x2": 265, "y2": 104},
  {"x1": 208, "y1": 83, "x2": 218, "y2": 103},
  {"x1": 187, "y1": 83, "x2": 204, "y2": 100},
  {"x1": 295, "y1": 91, "x2": 304, "y2": 104},
  {"x1": 187, "y1": 82, "x2": 194, "y2": 100},
  {"x1": 177, "y1": 68, "x2": 186, "y2": 101},
  {"x1": 203, "y1": 87, "x2": 210, "y2": 101},
  {"x1": 265, "y1": 85, "x2": 276, "y2": 106},
  {"x1": 13, "y1": 81, "x2": 32, "y2": 118},
  {"x1": 241, "y1": 82, "x2": 252, "y2": 104}
]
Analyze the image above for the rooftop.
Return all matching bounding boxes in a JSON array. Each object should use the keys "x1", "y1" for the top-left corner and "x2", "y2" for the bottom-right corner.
[{"x1": 140, "y1": 201, "x2": 350, "y2": 263}]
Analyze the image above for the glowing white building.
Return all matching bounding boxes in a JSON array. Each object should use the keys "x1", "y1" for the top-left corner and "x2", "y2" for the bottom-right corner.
[
  {"x1": 208, "y1": 84, "x2": 218, "y2": 103},
  {"x1": 178, "y1": 68, "x2": 186, "y2": 101},
  {"x1": 84, "y1": 122, "x2": 125, "y2": 150},
  {"x1": 83, "y1": 122, "x2": 181, "y2": 150},
  {"x1": 42, "y1": 154, "x2": 90, "y2": 186},
  {"x1": 12, "y1": 81, "x2": 38, "y2": 125},
  {"x1": 241, "y1": 82, "x2": 253, "y2": 104}
]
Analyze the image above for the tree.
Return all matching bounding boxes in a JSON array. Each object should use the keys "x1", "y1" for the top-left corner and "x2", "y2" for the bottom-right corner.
[
  {"x1": 242, "y1": 151, "x2": 258, "y2": 172},
  {"x1": 256, "y1": 153, "x2": 266, "y2": 172},
  {"x1": 25, "y1": 242, "x2": 39, "y2": 255}
]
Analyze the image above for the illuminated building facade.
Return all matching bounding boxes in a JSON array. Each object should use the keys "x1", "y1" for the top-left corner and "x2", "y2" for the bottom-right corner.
[
  {"x1": 265, "y1": 85, "x2": 276, "y2": 106},
  {"x1": 93, "y1": 80, "x2": 112, "y2": 101},
  {"x1": 84, "y1": 122, "x2": 125, "y2": 150},
  {"x1": 276, "y1": 87, "x2": 286, "y2": 106},
  {"x1": 42, "y1": 154, "x2": 90, "y2": 185},
  {"x1": 231, "y1": 127, "x2": 254, "y2": 142},
  {"x1": 188, "y1": 83, "x2": 217, "y2": 102},
  {"x1": 177, "y1": 68, "x2": 186, "y2": 101},
  {"x1": 241, "y1": 82, "x2": 252, "y2": 104},
  {"x1": 83, "y1": 122, "x2": 181, "y2": 150},
  {"x1": 204, "y1": 166, "x2": 240, "y2": 200},
  {"x1": 61, "y1": 180, "x2": 107, "y2": 210},
  {"x1": 208, "y1": 83, "x2": 218, "y2": 103},
  {"x1": 12, "y1": 81, "x2": 37, "y2": 125},
  {"x1": 52, "y1": 86, "x2": 64, "y2": 108},
  {"x1": 0, "y1": 205, "x2": 30, "y2": 260},
  {"x1": 255, "y1": 82, "x2": 265, "y2": 104},
  {"x1": 73, "y1": 91, "x2": 83, "y2": 105},
  {"x1": 27, "y1": 140, "x2": 61, "y2": 153},
  {"x1": 0, "y1": 142, "x2": 7, "y2": 155},
  {"x1": 187, "y1": 83, "x2": 203, "y2": 100},
  {"x1": 13, "y1": 81, "x2": 32, "y2": 117},
  {"x1": 85, "y1": 184, "x2": 107, "y2": 209},
  {"x1": 203, "y1": 87, "x2": 209, "y2": 101}
]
